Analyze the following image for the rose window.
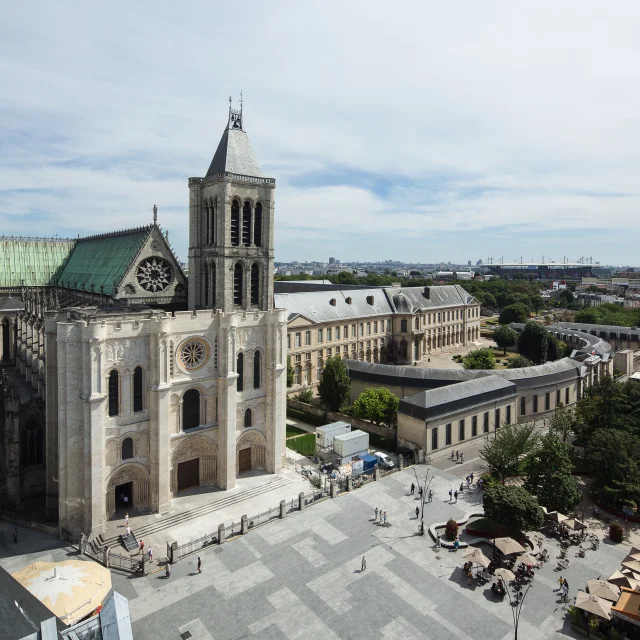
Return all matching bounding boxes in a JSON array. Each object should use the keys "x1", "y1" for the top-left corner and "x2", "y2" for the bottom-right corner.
[
  {"x1": 178, "y1": 338, "x2": 210, "y2": 371},
  {"x1": 136, "y1": 257, "x2": 172, "y2": 292}
]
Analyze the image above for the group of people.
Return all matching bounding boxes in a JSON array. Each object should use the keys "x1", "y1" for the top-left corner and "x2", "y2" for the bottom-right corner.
[
  {"x1": 557, "y1": 576, "x2": 570, "y2": 602},
  {"x1": 450, "y1": 450, "x2": 465, "y2": 464},
  {"x1": 373, "y1": 507, "x2": 388, "y2": 526}
]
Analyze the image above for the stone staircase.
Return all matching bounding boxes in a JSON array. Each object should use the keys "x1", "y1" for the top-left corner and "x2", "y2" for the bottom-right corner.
[{"x1": 94, "y1": 475, "x2": 293, "y2": 550}]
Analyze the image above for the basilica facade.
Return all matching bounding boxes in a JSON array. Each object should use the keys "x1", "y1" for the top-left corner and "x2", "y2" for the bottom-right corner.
[{"x1": 0, "y1": 102, "x2": 287, "y2": 537}]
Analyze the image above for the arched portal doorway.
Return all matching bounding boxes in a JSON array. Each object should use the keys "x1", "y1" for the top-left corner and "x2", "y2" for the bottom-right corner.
[
  {"x1": 236, "y1": 430, "x2": 266, "y2": 474},
  {"x1": 170, "y1": 435, "x2": 217, "y2": 495},
  {"x1": 106, "y1": 463, "x2": 150, "y2": 518}
]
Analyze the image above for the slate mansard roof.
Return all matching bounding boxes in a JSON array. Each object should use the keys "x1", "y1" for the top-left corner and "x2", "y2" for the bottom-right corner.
[
  {"x1": 385, "y1": 285, "x2": 477, "y2": 314},
  {"x1": 399, "y1": 375, "x2": 517, "y2": 422}
]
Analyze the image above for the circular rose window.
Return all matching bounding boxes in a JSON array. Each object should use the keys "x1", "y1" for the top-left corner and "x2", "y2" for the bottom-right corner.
[
  {"x1": 177, "y1": 337, "x2": 210, "y2": 371},
  {"x1": 136, "y1": 257, "x2": 173, "y2": 292}
]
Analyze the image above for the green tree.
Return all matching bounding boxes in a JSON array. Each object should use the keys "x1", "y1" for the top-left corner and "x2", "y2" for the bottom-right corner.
[
  {"x1": 558, "y1": 289, "x2": 574, "y2": 306},
  {"x1": 508, "y1": 355, "x2": 533, "y2": 368},
  {"x1": 586, "y1": 429, "x2": 640, "y2": 508},
  {"x1": 549, "y1": 404, "x2": 574, "y2": 442},
  {"x1": 498, "y1": 303, "x2": 529, "y2": 324},
  {"x1": 517, "y1": 321, "x2": 549, "y2": 364},
  {"x1": 493, "y1": 325, "x2": 518, "y2": 355},
  {"x1": 286, "y1": 356, "x2": 294, "y2": 388},
  {"x1": 352, "y1": 387, "x2": 399, "y2": 427},
  {"x1": 479, "y1": 422, "x2": 540, "y2": 481},
  {"x1": 483, "y1": 292, "x2": 497, "y2": 308},
  {"x1": 546, "y1": 335, "x2": 565, "y2": 361},
  {"x1": 524, "y1": 434, "x2": 581, "y2": 512},
  {"x1": 483, "y1": 484, "x2": 544, "y2": 535},
  {"x1": 318, "y1": 355, "x2": 351, "y2": 411},
  {"x1": 463, "y1": 348, "x2": 496, "y2": 370}
]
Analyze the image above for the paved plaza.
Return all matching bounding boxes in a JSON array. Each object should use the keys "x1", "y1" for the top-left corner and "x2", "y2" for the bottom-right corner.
[{"x1": 1, "y1": 465, "x2": 634, "y2": 640}]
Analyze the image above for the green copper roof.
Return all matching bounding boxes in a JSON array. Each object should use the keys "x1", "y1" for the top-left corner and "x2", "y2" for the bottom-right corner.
[
  {"x1": 0, "y1": 237, "x2": 75, "y2": 287},
  {"x1": 55, "y1": 227, "x2": 151, "y2": 293}
]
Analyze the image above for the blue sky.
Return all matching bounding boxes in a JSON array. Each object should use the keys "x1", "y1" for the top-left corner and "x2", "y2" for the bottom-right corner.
[{"x1": 1, "y1": 1, "x2": 640, "y2": 265}]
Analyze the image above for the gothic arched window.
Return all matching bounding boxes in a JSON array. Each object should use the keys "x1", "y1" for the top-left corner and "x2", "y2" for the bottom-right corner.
[
  {"x1": 253, "y1": 350, "x2": 261, "y2": 389},
  {"x1": 231, "y1": 199, "x2": 240, "y2": 246},
  {"x1": 234, "y1": 263, "x2": 243, "y2": 306},
  {"x1": 244, "y1": 408, "x2": 252, "y2": 428},
  {"x1": 254, "y1": 202, "x2": 263, "y2": 247},
  {"x1": 21, "y1": 421, "x2": 43, "y2": 468},
  {"x1": 133, "y1": 366, "x2": 143, "y2": 413},
  {"x1": 182, "y1": 389, "x2": 200, "y2": 430},
  {"x1": 211, "y1": 262, "x2": 216, "y2": 309},
  {"x1": 242, "y1": 201, "x2": 251, "y2": 246},
  {"x1": 108, "y1": 370, "x2": 119, "y2": 417},
  {"x1": 122, "y1": 437, "x2": 134, "y2": 460},
  {"x1": 237, "y1": 352, "x2": 244, "y2": 392},
  {"x1": 203, "y1": 264, "x2": 209, "y2": 307},
  {"x1": 210, "y1": 197, "x2": 217, "y2": 245},
  {"x1": 250, "y1": 263, "x2": 260, "y2": 306}
]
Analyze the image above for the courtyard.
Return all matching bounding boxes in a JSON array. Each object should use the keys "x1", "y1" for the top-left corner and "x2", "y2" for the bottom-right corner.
[{"x1": 1, "y1": 463, "x2": 634, "y2": 640}]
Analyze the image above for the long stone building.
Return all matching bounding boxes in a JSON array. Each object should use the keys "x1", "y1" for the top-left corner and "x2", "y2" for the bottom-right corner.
[{"x1": 0, "y1": 102, "x2": 287, "y2": 537}]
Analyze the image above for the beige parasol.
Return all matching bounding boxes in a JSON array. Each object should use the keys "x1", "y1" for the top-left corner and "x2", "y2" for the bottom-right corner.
[
  {"x1": 12, "y1": 560, "x2": 111, "y2": 626},
  {"x1": 546, "y1": 511, "x2": 568, "y2": 524},
  {"x1": 494, "y1": 537, "x2": 526, "y2": 555},
  {"x1": 622, "y1": 553, "x2": 640, "y2": 564},
  {"x1": 622, "y1": 568, "x2": 640, "y2": 581},
  {"x1": 494, "y1": 568, "x2": 516, "y2": 582},
  {"x1": 622, "y1": 560, "x2": 640, "y2": 574},
  {"x1": 462, "y1": 548, "x2": 491, "y2": 568},
  {"x1": 587, "y1": 579, "x2": 621, "y2": 602},
  {"x1": 564, "y1": 518, "x2": 587, "y2": 531},
  {"x1": 574, "y1": 591, "x2": 612, "y2": 620},
  {"x1": 516, "y1": 553, "x2": 538, "y2": 566},
  {"x1": 608, "y1": 571, "x2": 640, "y2": 590}
]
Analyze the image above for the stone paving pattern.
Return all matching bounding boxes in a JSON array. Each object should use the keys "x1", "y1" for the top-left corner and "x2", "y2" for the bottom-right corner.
[{"x1": 1, "y1": 466, "x2": 633, "y2": 640}]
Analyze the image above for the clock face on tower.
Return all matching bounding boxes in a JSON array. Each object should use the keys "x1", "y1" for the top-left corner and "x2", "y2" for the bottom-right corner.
[
  {"x1": 177, "y1": 337, "x2": 211, "y2": 372},
  {"x1": 136, "y1": 257, "x2": 173, "y2": 292}
]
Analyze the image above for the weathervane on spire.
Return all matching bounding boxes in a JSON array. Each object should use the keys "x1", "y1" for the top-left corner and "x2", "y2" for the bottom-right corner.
[
  {"x1": 153, "y1": 204, "x2": 157, "y2": 224},
  {"x1": 228, "y1": 92, "x2": 244, "y2": 130}
]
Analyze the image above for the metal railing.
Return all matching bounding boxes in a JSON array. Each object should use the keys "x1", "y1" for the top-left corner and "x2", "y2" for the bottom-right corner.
[
  {"x1": 176, "y1": 532, "x2": 218, "y2": 560},
  {"x1": 108, "y1": 552, "x2": 141, "y2": 574},
  {"x1": 248, "y1": 507, "x2": 280, "y2": 529}
]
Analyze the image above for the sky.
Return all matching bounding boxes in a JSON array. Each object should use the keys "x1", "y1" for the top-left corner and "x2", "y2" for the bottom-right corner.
[{"x1": 1, "y1": 1, "x2": 640, "y2": 266}]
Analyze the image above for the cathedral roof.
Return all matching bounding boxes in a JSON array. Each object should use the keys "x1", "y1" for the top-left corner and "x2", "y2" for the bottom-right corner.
[
  {"x1": 205, "y1": 105, "x2": 265, "y2": 179},
  {"x1": 0, "y1": 236, "x2": 75, "y2": 287},
  {"x1": 55, "y1": 226, "x2": 152, "y2": 293}
]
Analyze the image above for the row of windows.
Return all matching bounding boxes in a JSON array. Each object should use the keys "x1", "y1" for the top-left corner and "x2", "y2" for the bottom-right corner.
[
  {"x1": 400, "y1": 308, "x2": 480, "y2": 333},
  {"x1": 520, "y1": 387, "x2": 570, "y2": 416},
  {"x1": 233, "y1": 263, "x2": 261, "y2": 306},
  {"x1": 108, "y1": 367, "x2": 144, "y2": 417},
  {"x1": 21, "y1": 422, "x2": 44, "y2": 468},
  {"x1": 236, "y1": 351, "x2": 261, "y2": 392},
  {"x1": 229, "y1": 200, "x2": 263, "y2": 248},
  {"x1": 431, "y1": 407, "x2": 512, "y2": 450}
]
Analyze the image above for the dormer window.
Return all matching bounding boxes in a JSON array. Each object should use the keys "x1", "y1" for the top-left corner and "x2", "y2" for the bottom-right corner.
[
  {"x1": 330, "y1": 298, "x2": 336, "y2": 306},
  {"x1": 366, "y1": 295, "x2": 374, "y2": 305},
  {"x1": 345, "y1": 297, "x2": 352, "y2": 304}
]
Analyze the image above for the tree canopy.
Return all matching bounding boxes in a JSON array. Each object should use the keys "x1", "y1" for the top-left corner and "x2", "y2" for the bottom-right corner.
[
  {"x1": 493, "y1": 325, "x2": 518, "y2": 355},
  {"x1": 508, "y1": 355, "x2": 533, "y2": 369},
  {"x1": 286, "y1": 356, "x2": 294, "y2": 388},
  {"x1": 499, "y1": 303, "x2": 529, "y2": 325},
  {"x1": 483, "y1": 484, "x2": 544, "y2": 535},
  {"x1": 318, "y1": 356, "x2": 351, "y2": 411},
  {"x1": 524, "y1": 434, "x2": 581, "y2": 513},
  {"x1": 463, "y1": 348, "x2": 496, "y2": 370},
  {"x1": 549, "y1": 404, "x2": 574, "y2": 442},
  {"x1": 479, "y1": 422, "x2": 541, "y2": 481},
  {"x1": 351, "y1": 387, "x2": 399, "y2": 427},
  {"x1": 517, "y1": 321, "x2": 549, "y2": 365},
  {"x1": 575, "y1": 303, "x2": 640, "y2": 328}
]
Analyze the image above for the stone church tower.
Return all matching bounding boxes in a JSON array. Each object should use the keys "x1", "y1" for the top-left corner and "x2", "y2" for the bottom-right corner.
[{"x1": 188, "y1": 101, "x2": 275, "y2": 312}]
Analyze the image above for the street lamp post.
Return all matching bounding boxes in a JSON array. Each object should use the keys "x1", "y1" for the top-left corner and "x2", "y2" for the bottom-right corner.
[
  {"x1": 411, "y1": 467, "x2": 433, "y2": 535},
  {"x1": 502, "y1": 578, "x2": 531, "y2": 640}
]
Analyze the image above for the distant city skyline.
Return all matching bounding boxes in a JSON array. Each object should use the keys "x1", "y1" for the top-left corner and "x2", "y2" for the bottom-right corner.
[{"x1": 2, "y1": 2, "x2": 640, "y2": 265}]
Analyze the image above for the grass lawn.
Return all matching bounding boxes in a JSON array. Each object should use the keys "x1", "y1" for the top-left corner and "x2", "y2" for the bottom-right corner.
[
  {"x1": 286, "y1": 424, "x2": 307, "y2": 438},
  {"x1": 286, "y1": 433, "x2": 316, "y2": 457}
]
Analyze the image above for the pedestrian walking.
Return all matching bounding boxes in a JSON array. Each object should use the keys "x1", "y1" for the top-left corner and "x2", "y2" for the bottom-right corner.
[
  {"x1": 139, "y1": 540, "x2": 144, "y2": 555},
  {"x1": 449, "y1": 489, "x2": 453, "y2": 502},
  {"x1": 561, "y1": 583, "x2": 568, "y2": 602},
  {"x1": 410, "y1": 483, "x2": 415, "y2": 495},
  {"x1": 13, "y1": 527, "x2": 18, "y2": 543},
  {"x1": 148, "y1": 547, "x2": 153, "y2": 563},
  {"x1": 415, "y1": 506, "x2": 420, "y2": 519},
  {"x1": 556, "y1": 576, "x2": 564, "y2": 591},
  {"x1": 456, "y1": 451, "x2": 459, "y2": 461},
  {"x1": 436, "y1": 533, "x2": 441, "y2": 548},
  {"x1": 466, "y1": 477, "x2": 471, "y2": 489},
  {"x1": 563, "y1": 578, "x2": 569, "y2": 590},
  {"x1": 454, "y1": 491, "x2": 458, "y2": 503},
  {"x1": 460, "y1": 452, "x2": 464, "y2": 463},
  {"x1": 126, "y1": 526, "x2": 131, "y2": 537},
  {"x1": 375, "y1": 507, "x2": 379, "y2": 521},
  {"x1": 428, "y1": 489, "x2": 433, "y2": 503},
  {"x1": 124, "y1": 513, "x2": 129, "y2": 527},
  {"x1": 361, "y1": 555, "x2": 367, "y2": 571},
  {"x1": 467, "y1": 569, "x2": 472, "y2": 585},
  {"x1": 197, "y1": 557, "x2": 202, "y2": 573},
  {"x1": 459, "y1": 482, "x2": 464, "y2": 493},
  {"x1": 383, "y1": 512, "x2": 387, "y2": 526},
  {"x1": 419, "y1": 487, "x2": 423, "y2": 500},
  {"x1": 451, "y1": 450, "x2": 455, "y2": 460},
  {"x1": 165, "y1": 564, "x2": 171, "y2": 579}
]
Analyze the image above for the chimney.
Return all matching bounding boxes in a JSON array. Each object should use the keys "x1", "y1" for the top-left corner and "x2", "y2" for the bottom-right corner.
[{"x1": 423, "y1": 286, "x2": 431, "y2": 299}]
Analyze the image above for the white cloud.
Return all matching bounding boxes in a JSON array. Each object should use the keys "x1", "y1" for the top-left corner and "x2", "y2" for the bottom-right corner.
[{"x1": 1, "y1": 0, "x2": 640, "y2": 263}]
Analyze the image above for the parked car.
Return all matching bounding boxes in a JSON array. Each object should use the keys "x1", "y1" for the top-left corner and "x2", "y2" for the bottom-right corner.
[{"x1": 373, "y1": 451, "x2": 394, "y2": 468}]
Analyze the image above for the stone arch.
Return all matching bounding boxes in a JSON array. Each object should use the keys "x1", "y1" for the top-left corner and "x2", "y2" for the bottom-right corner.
[
  {"x1": 106, "y1": 462, "x2": 150, "y2": 518},
  {"x1": 170, "y1": 435, "x2": 218, "y2": 494},
  {"x1": 236, "y1": 429, "x2": 266, "y2": 473}
]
